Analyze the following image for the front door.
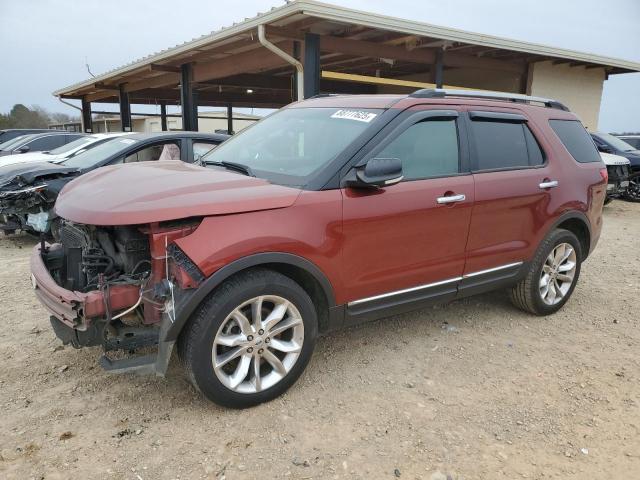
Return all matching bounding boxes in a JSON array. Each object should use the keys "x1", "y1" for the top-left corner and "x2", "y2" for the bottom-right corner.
[{"x1": 341, "y1": 108, "x2": 474, "y2": 321}]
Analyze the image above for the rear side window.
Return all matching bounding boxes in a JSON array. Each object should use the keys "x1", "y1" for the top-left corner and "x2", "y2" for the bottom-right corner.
[
  {"x1": 470, "y1": 120, "x2": 544, "y2": 170},
  {"x1": 376, "y1": 119, "x2": 459, "y2": 180},
  {"x1": 549, "y1": 119, "x2": 602, "y2": 163}
]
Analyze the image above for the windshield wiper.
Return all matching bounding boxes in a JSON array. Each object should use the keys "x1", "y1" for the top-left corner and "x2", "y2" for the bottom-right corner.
[{"x1": 206, "y1": 160, "x2": 255, "y2": 177}]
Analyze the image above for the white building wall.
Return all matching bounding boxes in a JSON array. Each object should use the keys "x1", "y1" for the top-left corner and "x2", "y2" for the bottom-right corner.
[{"x1": 529, "y1": 61, "x2": 606, "y2": 130}]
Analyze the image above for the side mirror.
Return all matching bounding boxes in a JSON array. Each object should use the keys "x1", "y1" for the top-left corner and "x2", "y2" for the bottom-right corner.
[
  {"x1": 17, "y1": 146, "x2": 30, "y2": 153},
  {"x1": 345, "y1": 157, "x2": 403, "y2": 189}
]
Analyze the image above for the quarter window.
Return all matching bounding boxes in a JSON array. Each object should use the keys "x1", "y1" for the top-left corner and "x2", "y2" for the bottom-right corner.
[
  {"x1": 471, "y1": 120, "x2": 544, "y2": 170},
  {"x1": 549, "y1": 119, "x2": 602, "y2": 163},
  {"x1": 376, "y1": 119, "x2": 460, "y2": 180}
]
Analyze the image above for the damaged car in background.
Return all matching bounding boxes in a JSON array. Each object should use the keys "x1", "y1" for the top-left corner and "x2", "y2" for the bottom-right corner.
[{"x1": 0, "y1": 132, "x2": 227, "y2": 237}]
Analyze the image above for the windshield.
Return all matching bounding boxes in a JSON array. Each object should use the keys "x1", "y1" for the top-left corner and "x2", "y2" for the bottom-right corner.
[
  {"x1": 201, "y1": 107, "x2": 382, "y2": 186},
  {"x1": 597, "y1": 132, "x2": 636, "y2": 152},
  {"x1": 0, "y1": 134, "x2": 36, "y2": 151},
  {"x1": 62, "y1": 137, "x2": 138, "y2": 169},
  {"x1": 47, "y1": 136, "x2": 95, "y2": 155}
]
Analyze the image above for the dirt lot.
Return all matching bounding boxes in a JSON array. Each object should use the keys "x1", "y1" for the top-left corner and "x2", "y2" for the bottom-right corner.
[{"x1": 1, "y1": 201, "x2": 639, "y2": 480}]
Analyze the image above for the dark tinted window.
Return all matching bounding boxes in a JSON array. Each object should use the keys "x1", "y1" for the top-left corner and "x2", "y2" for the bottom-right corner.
[
  {"x1": 549, "y1": 120, "x2": 602, "y2": 163},
  {"x1": 25, "y1": 135, "x2": 66, "y2": 152},
  {"x1": 376, "y1": 119, "x2": 459, "y2": 180},
  {"x1": 471, "y1": 120, "x2": 543, "y2": 170}
]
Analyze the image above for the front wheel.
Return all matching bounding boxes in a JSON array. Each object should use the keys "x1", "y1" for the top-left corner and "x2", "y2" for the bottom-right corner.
[
  {"x1": 178, "y1": 269, "x2": 317, "y2": 408},
  {"x1": 624, "y1": 176, "x2": 640, "y2": 202},
  {"x1": 509, "y1": 229, "x2": 582, "y2": 315}
]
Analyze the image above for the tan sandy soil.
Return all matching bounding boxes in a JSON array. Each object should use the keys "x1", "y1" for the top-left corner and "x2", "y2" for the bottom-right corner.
[{"x1": 0, "y1": 200, "x2": 639, "y2": 480}]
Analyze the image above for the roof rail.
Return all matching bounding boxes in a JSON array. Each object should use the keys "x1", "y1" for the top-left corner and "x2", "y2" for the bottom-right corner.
[{"x1": 409, "y1": 88, "x2": 569, "y2": 111}]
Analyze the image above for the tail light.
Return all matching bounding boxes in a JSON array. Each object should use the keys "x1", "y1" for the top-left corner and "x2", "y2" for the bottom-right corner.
[{"x1": 599, "y1": 167, "x2": 608, "y2": 183}]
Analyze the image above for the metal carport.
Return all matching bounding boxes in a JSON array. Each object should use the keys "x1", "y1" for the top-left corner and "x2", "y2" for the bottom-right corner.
[{"x1": 53, "y1": 0, "x2": 640, "y2": 132}]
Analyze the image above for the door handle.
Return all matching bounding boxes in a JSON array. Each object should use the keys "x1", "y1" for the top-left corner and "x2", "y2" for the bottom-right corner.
[
  {"x1": 539, "y1": 180, "x2": 559, "y2": 189},
  {"x1": 437, "y1": 193, "x2": 466, "y2": 204}
]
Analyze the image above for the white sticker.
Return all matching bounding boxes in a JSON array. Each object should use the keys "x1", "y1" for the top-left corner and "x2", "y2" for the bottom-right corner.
[
  {"x1": 120, "y1": 138, "x2": 136, "y2": 145},
  {"x1": 331, "y1": 110, "x2": 377, "y2": 123}
]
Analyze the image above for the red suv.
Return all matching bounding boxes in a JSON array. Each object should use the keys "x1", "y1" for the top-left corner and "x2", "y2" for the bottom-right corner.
[{"x1": 31, "y1": 89, "x2": 607, "y2": 408}]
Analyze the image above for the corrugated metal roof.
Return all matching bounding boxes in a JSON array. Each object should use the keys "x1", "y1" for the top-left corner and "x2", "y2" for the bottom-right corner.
[{"x1": 53, "y1": 0, "x2": 640, "y2": 96}]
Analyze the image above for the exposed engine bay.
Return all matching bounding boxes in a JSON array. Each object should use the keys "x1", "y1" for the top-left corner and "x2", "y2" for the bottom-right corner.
[
  {"x1": 40, "y1": 221, "x2": 163, "y2": 352},
  {"x1": 45, "y1": 221, "x2": 151, "y2": 292}
]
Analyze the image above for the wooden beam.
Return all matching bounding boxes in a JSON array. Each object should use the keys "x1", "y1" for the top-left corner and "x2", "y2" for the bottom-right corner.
[
  {"x1": 126, "y1": 88, "x2": 291, "y2": 108},
  {"x1": 94, "y1": 82, "x2": 120, "y2": 90},
  {"x1": 321, "y1": 70, "x2": 480, "y2": 92},
  {"x1": 123, "y1": 72, "x2": 180, "y2": 92},
  {"x1": 264, "y1": 25, "x2": 304, "y2": 41},
  {"x1": 320, "y1": 35, "x2": 435, "y2": 64},
  {"x1": 319, "y1": 36, "x2": 522, "y2": 73},
  {"x1": 85, "y1": 90, "x2": 117, "y2": 103},
  {"x1": 193, "y1": 41, "x2": 294, "y2": 82},
  {"x1": 149, "y1": 63, "x2": 182, "y2": 73},
  {"x1": 197, "y1": 73, "x2": 293, "y2": 90}
]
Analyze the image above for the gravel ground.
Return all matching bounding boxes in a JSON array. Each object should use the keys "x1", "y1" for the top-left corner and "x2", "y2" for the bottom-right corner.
[{"x1": 1, "y1": 200, "x2": 639, "y2": 480}]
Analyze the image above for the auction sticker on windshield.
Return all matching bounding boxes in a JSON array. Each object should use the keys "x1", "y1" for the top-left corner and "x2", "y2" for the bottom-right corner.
[{"x1": 331, "y1": 110, "x2": 378, "y2": 123}]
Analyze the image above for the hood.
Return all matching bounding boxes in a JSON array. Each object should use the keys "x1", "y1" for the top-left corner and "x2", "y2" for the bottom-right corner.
[
  {"x1": 600, "y1": 152, "x2": 630, "y2": 166},
  {"x1": 0, "y1": 162, "x2": 78, "y2": 189},
  {"x1": 55, "y1": 161, "x2": 302, "y2": 226},
  {"x1": 0, "y1": 151, "x2": 59, "y2": 168}
]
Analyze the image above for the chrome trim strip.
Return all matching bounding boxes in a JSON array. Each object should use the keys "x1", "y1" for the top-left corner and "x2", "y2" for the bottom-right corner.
[
  {"x1": 347, "y1": 261, "x2": 524, "y2": 307},
  {"x1": 348, "y1": 276, "x2": 462, "y2": 307},
  {"x1": 462, "y1": 261, "x2": 524, "y2": 278}
]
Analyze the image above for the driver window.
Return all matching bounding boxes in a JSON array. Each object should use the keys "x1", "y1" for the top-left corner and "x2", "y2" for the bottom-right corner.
[
  {"x1": 125, "y1": 141, "x2": 181, "y2": 163},
  {"x1": 376, "y1": 119, "x2": 460, "y2": 180}
]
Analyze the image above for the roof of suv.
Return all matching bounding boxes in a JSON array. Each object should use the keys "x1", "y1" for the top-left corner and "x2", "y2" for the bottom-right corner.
[{"x1": 292, "y1": 89, "x2": 576, "y2": 118}]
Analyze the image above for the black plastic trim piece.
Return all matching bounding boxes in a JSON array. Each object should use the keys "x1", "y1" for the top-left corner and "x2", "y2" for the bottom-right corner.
[{"x1": 469, "y1": 111, "x2": 527, "y2": 123}]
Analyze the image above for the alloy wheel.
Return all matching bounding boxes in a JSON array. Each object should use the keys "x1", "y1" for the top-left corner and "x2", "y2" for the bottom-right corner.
[
  {"x1": 212, "y1": 295, "x2": 304, "y2": 394},
  {"x1": 539, "y1": 242, "x2": 577, "y2": 305}
]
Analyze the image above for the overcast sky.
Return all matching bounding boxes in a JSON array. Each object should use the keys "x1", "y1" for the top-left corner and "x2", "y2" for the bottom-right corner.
[{"x1": 1, "y1": 0, "x2": 639, "y2": 132}]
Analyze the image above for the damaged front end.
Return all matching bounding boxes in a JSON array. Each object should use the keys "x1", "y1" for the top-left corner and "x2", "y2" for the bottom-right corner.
[
  {"x1": 31, "y1": 219, "x2": 203, "y2": 375},
  {"x1": 0, "y1": 168, "x2": 74, "y2": 236}
]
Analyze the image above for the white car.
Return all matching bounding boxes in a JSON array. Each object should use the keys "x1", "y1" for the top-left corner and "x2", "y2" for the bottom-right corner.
[
  {"x1": 601, "y1": 152, "x2": 631, "y2": 204},
  {"x1": 0, "y1": 133, "x2": 132, "y2": 168}
]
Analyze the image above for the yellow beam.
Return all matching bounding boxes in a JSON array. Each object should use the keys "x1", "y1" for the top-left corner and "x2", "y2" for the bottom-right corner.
[{"x1": 321, "y1": 70, "x2": 478, "y2": 91}]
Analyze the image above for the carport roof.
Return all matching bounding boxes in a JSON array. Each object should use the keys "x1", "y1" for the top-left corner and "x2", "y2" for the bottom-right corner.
[{"x1": 53, "y1": 0, "x2": 640, "y2": 106}]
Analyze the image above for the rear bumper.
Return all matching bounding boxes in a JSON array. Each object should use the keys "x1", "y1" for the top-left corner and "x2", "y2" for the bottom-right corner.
[{"x1": 30, "y1": 244, "x2": 139, "y2": 330}]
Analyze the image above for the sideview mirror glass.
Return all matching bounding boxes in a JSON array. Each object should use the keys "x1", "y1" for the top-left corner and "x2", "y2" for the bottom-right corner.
[
  {"x1": 17, "y1": 146, "x2": 30, "y2": 153},
  {"x1": 345, "y1": 157, "x2": 403, "y2": 189}
]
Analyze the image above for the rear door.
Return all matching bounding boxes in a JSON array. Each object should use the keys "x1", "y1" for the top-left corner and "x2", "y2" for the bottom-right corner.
[
  {"x1": 462, "y1": 109, "x2": 551, "y2": 292},
  {"x1": 341, "y1": 107, "x2": 474, "y2": 321}
]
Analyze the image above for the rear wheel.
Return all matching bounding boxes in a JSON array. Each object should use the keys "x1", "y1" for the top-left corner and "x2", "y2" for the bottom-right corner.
[
  {"x1": 509, "y1": 229, "x2": 582, "y2": 315},
  {"x1": 178, "y1": 269, "x2": 317, "y2": 408}
]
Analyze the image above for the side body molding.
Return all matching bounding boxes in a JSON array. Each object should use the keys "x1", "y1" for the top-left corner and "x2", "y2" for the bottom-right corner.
[{"x1": 163, "y1": 252, "x2": 337, "y2": 342}]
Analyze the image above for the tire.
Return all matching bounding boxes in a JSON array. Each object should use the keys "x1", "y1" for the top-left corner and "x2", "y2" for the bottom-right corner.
[
  {"x1": 509, "y1": 228, "x2": 582, "y2": 315},
  {"x1": 178, "y1": 269, "x2": 318, "y2": 408}
]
